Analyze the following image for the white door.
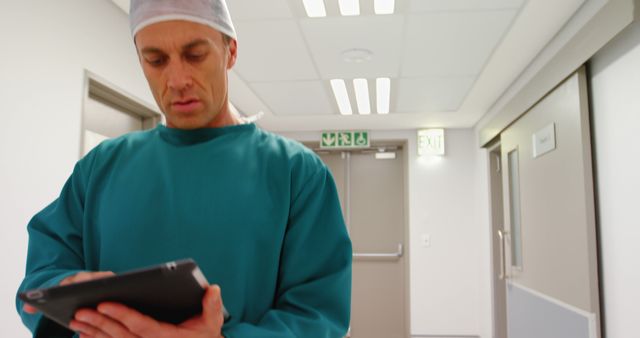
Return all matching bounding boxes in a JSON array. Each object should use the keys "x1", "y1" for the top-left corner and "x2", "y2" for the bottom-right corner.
[
  {"x1": 498, "y1": 68, "x2": 601, "y2": 338},
  {"x1": 318, "y1": 147, "x2": 407, "y2": 338}
]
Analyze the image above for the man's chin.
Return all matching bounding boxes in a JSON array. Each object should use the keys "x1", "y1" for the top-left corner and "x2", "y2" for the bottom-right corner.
[
  {"x1": 166, "y1": 114, "x2": 216, "y2": 130},
  {"x1": 165, "y1": 117, "x2": 197, "y2": 129}
]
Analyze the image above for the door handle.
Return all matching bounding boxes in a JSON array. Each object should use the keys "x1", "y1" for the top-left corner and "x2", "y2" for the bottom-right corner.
[
  {"x1": 353, "y1": 243, "x2": 403, "y2": 260},
  {"x1": 498, "y1": 230, "x2": 509, "y2": 280}
]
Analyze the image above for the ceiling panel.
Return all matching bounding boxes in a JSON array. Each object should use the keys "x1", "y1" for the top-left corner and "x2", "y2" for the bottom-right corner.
[
  {"x1": 111, "y1": 0, "x2": 129, "y2": 13},
  {"x1": 410, "y1": 0, "x2": 525, "y2": 12},
  {"x1": 233, "y1": 20, "x2": 319, "y2": 82},
  {"x1": 227, "y1": 0, "x2": 293, "y2": 21},
  {"x1": 228, "y1": 70, "x2": 271, "y2": 116},
  {"x1": 396, "y1": 76, "x2": 476, "y2": 113},
  {"x1": 251, "y1": 81, "x2": 335, "y2": 116},
  {"x1": 299, "y1": 15, "x2": 405, "y2": 79},
  {"x1": 402, "y1": 9, "x2": 517, "y2": 77}
]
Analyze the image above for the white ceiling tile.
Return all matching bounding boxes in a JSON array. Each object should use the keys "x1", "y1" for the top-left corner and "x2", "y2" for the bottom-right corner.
[
  {"x1": 227, "y1": 0, "x2": 293, "y2": 21},
  {"x1": 233, "y1": 20, "x2": 319, "y2": 82},
  {"x1": 228, "y1": 70, "x2": 271, "y2": 116},
  {"x1": 396, "y1": 77, "x2": 475, "y2": 113},
  {"x1": 110, "y1": 0, "x2": 129, "y2": 13},
  {"x1": 299, "y1": 15, "x2": 405, "y2": 79},
  {"x1": 402, "y1": 9, "x2": 517, "y2": 77},
  {"x1": 410, "y1": 0, "x2": 525, "y2": 12},
  {"x1": 251, "y1": 81, "x2": 335, "y2": 116}
]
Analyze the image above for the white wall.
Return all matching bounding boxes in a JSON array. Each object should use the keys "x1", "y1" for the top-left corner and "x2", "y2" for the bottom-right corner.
[
  {"x1": 281, "y1": 129, "x2": 489, "y2": 338},
  {"x1": 405, "y1": 129, "x2": 483, "y2": 336},
  {"x1": 589, "y1": 18, "x2": 640, "y2": 338},
  {"x1": 0, "y1": 1, "x2": 154, "y2": 336}
]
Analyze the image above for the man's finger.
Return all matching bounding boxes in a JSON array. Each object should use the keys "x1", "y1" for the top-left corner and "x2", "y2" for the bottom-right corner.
[
  {"x1": 75, "y1": 308, "x2": 136, "y2": 338},
  {"x1": 202, "y1": 285, "x2": 224, "y2": 327},
  {"x1": 23, "y1": 304, "x2": 38, "y2": 314},
  {"x1": 97, "y1": 302, "x2": 164, "y2": 336},
  {"x1": 61, "y1": 271, "x2": 115, "y2": 286},
  {"x1": 69, "y1": 319, "x2": 100, "y2": 337}
]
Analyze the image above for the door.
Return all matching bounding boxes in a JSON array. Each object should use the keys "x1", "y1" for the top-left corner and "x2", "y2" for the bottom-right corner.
[
  {"x1": 489, "y1": 144, "x2": 508, "y2": 338},
  {"x1": 81, "y1": 74, "x2": 161, "y2": 157},
  {"x1": 83, "y1": 96, "x2": 144, "y2": 156},
  {"x1": 318, "y1": 147, "x2": 407, "y2": 338},
  {"x1": 499, "y1": 68, "x2": 600, "y2": 338}
]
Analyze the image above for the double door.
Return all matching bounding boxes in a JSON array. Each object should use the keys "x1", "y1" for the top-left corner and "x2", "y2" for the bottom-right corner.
[{"x1": 318, "y1": 148, "x2": 408, "y2": 338}]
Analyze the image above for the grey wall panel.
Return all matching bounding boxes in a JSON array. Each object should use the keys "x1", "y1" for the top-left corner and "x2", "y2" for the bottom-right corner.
[{"x1": 507, "y1": 282, "x2": 595, "y2": 338}]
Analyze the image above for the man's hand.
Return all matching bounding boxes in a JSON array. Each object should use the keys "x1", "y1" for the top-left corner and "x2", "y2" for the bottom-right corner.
[
  {"x1": 22, "y1": 271, "x2": 115, "y2": 314},
  {"x1": 68, "y1": 284, "x2": 225, "y2": 338}
]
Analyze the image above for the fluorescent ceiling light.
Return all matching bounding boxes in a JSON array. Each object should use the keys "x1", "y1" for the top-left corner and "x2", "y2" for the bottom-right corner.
[
  {"x1": 330, "y1": 79, "x2": 353, "y2": 115},
  {"x1": 374, "y1": 0, "x2": 395, "y2": 14},
  {"x1": 338, "y1": 0, "x2": 360, "y2": 16},
  {"x1": 353, "y1": 78, "x2": 371, "y2": 115},
  {"x1": 303, "y1": 0, "x2": 327, "y2": 18},
  {"x1": 376, "y1": 77, "x2": 390, "y2": 114}
]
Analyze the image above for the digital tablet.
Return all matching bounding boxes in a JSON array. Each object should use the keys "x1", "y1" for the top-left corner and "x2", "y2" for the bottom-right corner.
[{"x1": 19, "y1": 259, "x2": 230, "y2": 330}]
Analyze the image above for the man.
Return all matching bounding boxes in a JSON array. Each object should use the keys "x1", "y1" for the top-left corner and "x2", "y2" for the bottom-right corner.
[{"x1": 16, "y1": 0, "x2": 352, "y2": 337}]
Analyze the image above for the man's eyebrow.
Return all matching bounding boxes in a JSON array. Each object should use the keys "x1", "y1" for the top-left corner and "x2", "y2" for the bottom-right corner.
[
  {"x1": 140, "y1": 46, "x2": 165, "y2": 55},
  {"x1": 139, "y1": 39, "x2": 210, "y2": 55},
  {"x1": 183, "y1": 39, "x2": 210, "y2": 51}
]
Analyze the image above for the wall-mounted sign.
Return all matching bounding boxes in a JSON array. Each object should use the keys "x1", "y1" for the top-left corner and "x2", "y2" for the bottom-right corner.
[
  {"x1": 417, "y1": 129, "x2": 445, "y2": 156},
  {"x1": 532, "y1": 123, "x2": 556, "y2": 158},
  {"x1": 321, "y1": 131, "x2": 370, "y2": 149}
]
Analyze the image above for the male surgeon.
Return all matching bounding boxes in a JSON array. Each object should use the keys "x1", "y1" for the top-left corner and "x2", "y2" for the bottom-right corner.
[{"x1": 15, "y1": 0, "x2": 352, "y2": 337}]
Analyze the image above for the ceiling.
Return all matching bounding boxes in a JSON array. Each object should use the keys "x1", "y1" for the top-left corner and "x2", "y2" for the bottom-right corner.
[{"x1": 111, "y1": 0, "x2": 587, "y2": 131}]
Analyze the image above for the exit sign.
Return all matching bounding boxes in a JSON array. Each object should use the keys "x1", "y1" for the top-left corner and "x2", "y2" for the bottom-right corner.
[
  {"x1": 321, "y1": 131, "x2": 370, "y2": 149},
  {"x1": 417, "y1": 129, "x2": 445, "y2": 156}
]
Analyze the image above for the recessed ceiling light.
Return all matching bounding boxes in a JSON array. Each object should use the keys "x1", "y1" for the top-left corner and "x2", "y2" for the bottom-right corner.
[
  {"x1": 338, "y1": 0, "x2": 360, "y2": 16},
  {"x1": 302, "y1": 0, "x2": 327, "y2": 18},
  {"x1": 375, "y1": 0, "x2": 395, "y2": 15},
  {"x1": 330, "y1": 79, "x2": 353, "y2": 115},
  {"x1": 342, "y1": 48, "x2": 373, "y2": 63},
  {"x1": 353, "y1": 78, "x2": 371, "y2": 115},
  {"x1": 376, "y1": 78, "x2": 390, "y2": 114}
]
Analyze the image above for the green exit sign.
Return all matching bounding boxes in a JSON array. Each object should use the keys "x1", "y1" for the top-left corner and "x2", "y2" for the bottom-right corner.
[{"x1": 321, "y1": 131, "x2": 370, "y2": 149}]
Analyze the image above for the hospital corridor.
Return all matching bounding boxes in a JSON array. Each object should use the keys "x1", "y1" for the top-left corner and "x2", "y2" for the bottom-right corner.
[{"x1": 1, "y1": 0, "x2": 639, "y2": 337}]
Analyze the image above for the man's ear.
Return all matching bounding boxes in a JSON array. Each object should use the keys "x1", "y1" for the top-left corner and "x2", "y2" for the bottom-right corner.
[{"x1": 227, "y1": 39, "x2": 238, "y2": 69}]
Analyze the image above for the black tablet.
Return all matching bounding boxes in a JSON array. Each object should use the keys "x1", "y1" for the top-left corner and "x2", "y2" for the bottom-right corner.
[{"x1": 19, "y1": 259, "x2": 229, "y2": 329}]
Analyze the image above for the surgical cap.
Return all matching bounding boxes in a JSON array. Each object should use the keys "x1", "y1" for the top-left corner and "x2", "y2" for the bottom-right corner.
[{"x1": 130, "y1": 0, "x2": 237, "y2": 40}]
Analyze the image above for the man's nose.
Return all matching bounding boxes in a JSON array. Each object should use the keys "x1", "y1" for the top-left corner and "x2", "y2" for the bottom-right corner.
[{"x1": 166, "y1": 60, "x2": 193, "y2": 92}]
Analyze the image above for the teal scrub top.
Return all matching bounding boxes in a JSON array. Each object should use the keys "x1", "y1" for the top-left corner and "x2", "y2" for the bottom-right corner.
[{"x1": 16, "y1": 123, "x2": 352, "y2": 337}]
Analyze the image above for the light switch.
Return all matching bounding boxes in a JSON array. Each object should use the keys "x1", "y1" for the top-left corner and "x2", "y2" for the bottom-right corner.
[{"x1": 421, "y1": 234, "x2": 431, "y2": 248}]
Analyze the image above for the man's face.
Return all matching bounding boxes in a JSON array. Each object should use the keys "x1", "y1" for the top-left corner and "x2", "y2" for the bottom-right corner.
[{"x1": 135, "y1": 20, "x2": 237, "y2": 129}]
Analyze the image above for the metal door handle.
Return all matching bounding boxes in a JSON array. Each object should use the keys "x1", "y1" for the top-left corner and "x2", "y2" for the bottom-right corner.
[
  {"x1": 498, "y1": 230, "x2": 509, "y2": 279},
  {"x1": 353, "y1": 243, "x2": 403, "y2": 259}
]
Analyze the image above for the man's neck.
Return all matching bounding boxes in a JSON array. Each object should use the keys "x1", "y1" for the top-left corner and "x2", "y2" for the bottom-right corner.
[{"x1": 206, "y1": 107, "x2": 244, "y2": 128}]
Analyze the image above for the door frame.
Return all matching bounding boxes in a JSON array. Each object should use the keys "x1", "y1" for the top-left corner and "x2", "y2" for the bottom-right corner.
[
  {"x1": 486, "y1": 139, "x2": 508, "y2": 338},
  {"x1": 80, "y1": 70, "x2": 162, "y2": 158}
]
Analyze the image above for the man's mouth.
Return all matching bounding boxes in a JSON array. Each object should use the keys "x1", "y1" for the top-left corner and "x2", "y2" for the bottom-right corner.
[{"x1": 171, "y1": 99, "x2": 202, "y2": 113}]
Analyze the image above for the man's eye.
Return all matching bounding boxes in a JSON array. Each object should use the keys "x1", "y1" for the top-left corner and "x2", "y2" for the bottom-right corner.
[
  {"x1": 146, "y1": 57, "x2": 166, "y2": 66},
  {"x1": 186, "y1": 53, "x2": 206, "y2": 62}
]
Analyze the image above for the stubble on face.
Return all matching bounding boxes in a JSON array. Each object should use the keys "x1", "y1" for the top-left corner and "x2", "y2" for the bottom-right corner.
[{"x1": 135, "y1": 21, "x2": 238, "y2": 129}]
